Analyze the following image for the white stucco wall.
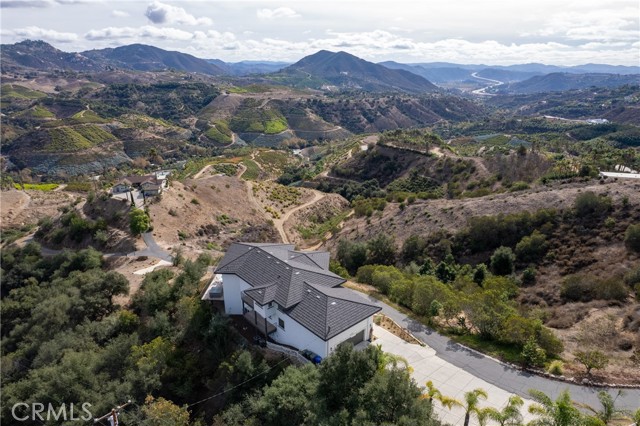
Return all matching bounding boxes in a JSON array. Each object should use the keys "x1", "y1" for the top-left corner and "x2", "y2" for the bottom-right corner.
[
  {"x1": 272, "y1": 311, "x2": 329, "y2": 357},
  {"x1": 326, "y1": 317, "x2": 372, "y2": 354},
  {"x1": 221, "y1": 274, "x2": 252, "y2": 315}
]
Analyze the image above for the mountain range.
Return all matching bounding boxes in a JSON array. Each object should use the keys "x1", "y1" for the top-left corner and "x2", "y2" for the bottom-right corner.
[{"x1": 1, "y1": 40, "x2": 638, "y2": 94}]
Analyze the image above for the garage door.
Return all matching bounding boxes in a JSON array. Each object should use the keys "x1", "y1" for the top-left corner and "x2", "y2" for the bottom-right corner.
[{"x1": 342, "y1": 329, "x2": 365, "y2": 346}]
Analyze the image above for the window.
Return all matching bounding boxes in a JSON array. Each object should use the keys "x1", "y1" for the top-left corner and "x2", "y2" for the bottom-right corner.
[{"x1": 278, "y1": 318, "x2": 285, "y2": 330}]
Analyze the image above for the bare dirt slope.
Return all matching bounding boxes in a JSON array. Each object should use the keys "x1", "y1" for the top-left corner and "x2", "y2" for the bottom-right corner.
[
  {"x1": 1, "y1": 189, "x2": 75, "y2": 228},
  {"x1": 328, "y1": 179, "x2": 640, "y2": 250}
]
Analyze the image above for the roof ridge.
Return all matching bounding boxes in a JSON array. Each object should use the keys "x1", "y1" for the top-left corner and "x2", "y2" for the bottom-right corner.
[{"x1": 308, "y1": 282, "x2": 378, "y2": 308}]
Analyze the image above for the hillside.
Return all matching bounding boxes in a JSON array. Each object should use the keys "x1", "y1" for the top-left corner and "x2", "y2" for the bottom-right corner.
[
  {"x1": 273, "y1": 50, "x2": 439, "y2": 93},
  {"x1": 82, "y1": 44, "x2": 226, "y2": 75},
  {"x1": 1, "y1": 40, "x2": 102, "y2": 72},
  {"x1": 498, "y1": 73, "x2": 640, "y2": 94}
]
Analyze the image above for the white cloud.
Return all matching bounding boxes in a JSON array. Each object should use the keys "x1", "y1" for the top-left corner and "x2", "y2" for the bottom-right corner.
[
  {"x1": 111, "y1": 9, "x2": 129, "y2": 18},
  {"x1": 1, "y1": 26, "x2": 78, "y2": 42},
  {"x1": 0, "y1": 0, "x2": 97, "y2": 7},
  {"x1": 0, "y1": 0, "x2": 53, "y2": 8},
  {"x1": 145, "y1": 1, "x2": 212, "y2": 26},
  {"x1": 85, "y1": 25, "x2": 193, "y2": 41},
  {"x1": 256, "y1": 7, "x2": 300, "y2": 20},
  {"x1": 524, "y1": 8, "x2": 639, "y2": 42}
]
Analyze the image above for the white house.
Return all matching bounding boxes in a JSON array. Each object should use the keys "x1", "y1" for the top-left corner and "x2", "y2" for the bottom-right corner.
[{"x1": 213, "y1": 242, "x2": 381, "y2": 358}]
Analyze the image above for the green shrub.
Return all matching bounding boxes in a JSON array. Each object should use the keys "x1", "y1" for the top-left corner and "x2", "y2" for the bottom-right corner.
[
  {"x1": 510, "y1": 181, "x2": 530, "y2": 192},
  {"x1": 522, "y1": 266, "x2": 536, "y2": 285},
  {"x1": 624, "y1": 224, "x2": 640, "y2": 253},
  {"x1": 355, "y1": 265, "x2": 377, "y2": 285},
  {"x1": 490, "y1": 246, "x2": 515, "y2": 275},
  {"x1": 574, "y1": 191, "x2": 611, "y2": 218},
  {"x1": 130, "y1": 208, "x2": 150, "y2": 235},
  {"x1": 575, "y1": 350, "x2": 608, "y2": 375},
  {"x1": 521, "y1": 337, "x2": 546, "y2": 367},
  {"x1": 515, "y1": 230, "x2": 548, "y2": 263},
  {"x1": 547, "y1": 360, "x2": 564, "y2": 376},
  {"x1": 561, "y1": 274, "x2": 628, "y2": 302}
]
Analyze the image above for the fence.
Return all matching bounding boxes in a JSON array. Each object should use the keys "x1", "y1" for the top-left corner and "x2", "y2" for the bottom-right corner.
[{"x1": 266, "y1": 341, "x2": 309, "y2": 365}]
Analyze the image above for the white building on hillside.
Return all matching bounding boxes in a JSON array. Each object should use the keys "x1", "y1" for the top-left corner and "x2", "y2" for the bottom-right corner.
[{"x1": 212, "y1": 242, "x2": 380, "y2": 358}]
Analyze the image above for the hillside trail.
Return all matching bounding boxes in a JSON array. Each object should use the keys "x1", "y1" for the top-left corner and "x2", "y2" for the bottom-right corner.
[{"x1": 273, "y1": 189, "x2": 326, "y2": 243}]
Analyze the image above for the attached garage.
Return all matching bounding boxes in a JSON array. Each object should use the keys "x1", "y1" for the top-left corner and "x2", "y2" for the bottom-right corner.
[{"x1": 341, "y1": 329, "x2": 365, "y2": 346}]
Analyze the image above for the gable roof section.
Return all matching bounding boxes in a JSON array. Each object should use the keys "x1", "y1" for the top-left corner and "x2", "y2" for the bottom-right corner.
[
  {"x1": 244, "y1": 283, "x2": 278, "y2": 305},
  {"x1": 286, "y1": 282, "x2": 381, "y2": 341},
  {"x1": 216, "y1": 243, "x2": 344, "y2": 309}
]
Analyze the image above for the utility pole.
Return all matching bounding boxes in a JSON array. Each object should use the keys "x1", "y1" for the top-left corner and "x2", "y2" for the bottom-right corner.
[{"x1": 94, "y1": 400, "x2": 131, "y2": 425}]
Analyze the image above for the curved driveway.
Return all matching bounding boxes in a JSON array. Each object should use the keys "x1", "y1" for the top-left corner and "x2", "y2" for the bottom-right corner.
[{"x1": 347, "y1": 288, "x2": 640, "y2": 410}]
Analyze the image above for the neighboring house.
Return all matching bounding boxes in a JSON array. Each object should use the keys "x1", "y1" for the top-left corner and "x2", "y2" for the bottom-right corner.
[
  {"x1": 112, "y1": 181, "x2": 131, "y2": 194},
  {"x1": 112, "y1": 174, "x2": 164, "y2": 196},
  {"x1": 213, "y1": 242, "x2": 381, "y2": 358}
]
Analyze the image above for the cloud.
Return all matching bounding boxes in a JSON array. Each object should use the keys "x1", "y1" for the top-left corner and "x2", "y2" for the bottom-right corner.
[
  {"x1": 256, "y1": 7, "x2": 300, "y2": 20},
  {"x1": 0, "y1": 0, "x2": 53, "y2": 8},
  {"x1": 523, "y1": 8, "x2": 639, "y2": 42},
  {"x1": 1, "y1": 26, "x2": 78, "y2": 42},
  {"x1": 85, "y1": 25, "x2": 193, "y2": 41},
  {"x1": 0, "y1": 0, "x2": 97, "y2": 6},
  {"x1": 145, "y1": 1, "x2": 212, "y2": 26},
  {"x1": 111, "y1": 9, "x2": 129, "y2": 18}
]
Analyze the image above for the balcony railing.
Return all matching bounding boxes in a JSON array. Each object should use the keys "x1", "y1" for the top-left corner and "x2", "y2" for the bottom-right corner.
[{"x1": 243, "y1": 310, "x2": 276, "y2": 335}]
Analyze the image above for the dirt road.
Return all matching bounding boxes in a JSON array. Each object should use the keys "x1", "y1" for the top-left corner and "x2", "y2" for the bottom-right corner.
[{"x1": 273, "y1": 189, "x2": 325, "y2": 243}]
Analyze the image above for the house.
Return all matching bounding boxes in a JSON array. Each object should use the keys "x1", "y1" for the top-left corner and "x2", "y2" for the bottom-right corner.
[
  {"x1": 213, "y1": 242, "x2": 381, "y2": 358},
  {"x1": 112, "y1": 175, "x2": 164, "y2": 196}
]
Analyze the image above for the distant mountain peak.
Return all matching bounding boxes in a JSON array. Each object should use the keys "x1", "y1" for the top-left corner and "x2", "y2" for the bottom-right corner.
[{"x1": 280, "y1": 50, "x2": 438, "y2": 93}]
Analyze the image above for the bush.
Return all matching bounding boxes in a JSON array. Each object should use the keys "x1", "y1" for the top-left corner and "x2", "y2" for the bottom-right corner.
[
  {"x1": 624, "y1": 224, "x2": 640, "y2": 253},
  {"x1": 490, "y1": 246, "x2": 515, "y2": 275},
  {"x1": 337, "y1": 240, "x2": 368, "y2": 275},
  {"x1": 522, "y1": 266, "x2": 536, "y2": 285},
  {"x1": 574, "y1": 191, "x2": 611, "y2": 218},
  {"x1": 521, "y1": 337, "x2": 546, "y2": 367},
  {"x1": 575, "y1": 350, "x2": 608, "y2": 375},
  {"x1": 355, "y1": 265, "x2": 377, "y2": 285},
  {"x1": 561, "y1": 274, "x2": 628, "y2": 302},
  {"x1": 547, "y1": 360, "x2": 564, "y2": 376},
  {"x1": 515, "y1": 230, "x2": 548, "y2": 263},
  {"x1": 130, "y1": 208, "x2": 150, "y2": 235},
  {"x1": 367, "y1": 234, "x2": 397, "y2": 265}
]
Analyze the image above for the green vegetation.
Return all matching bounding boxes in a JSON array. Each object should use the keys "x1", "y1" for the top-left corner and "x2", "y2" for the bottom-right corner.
[
  {"x1": 1, "y1": 84, "x2": 46, "y2": 99},
  {"x1": 74, "y1": 124, "x2": 117, "y2": 144},
  {"x1": 46, "y1": 127, "x2": 94, "y2": 151},
  {"x1": 229, "y1": 103, "x2": 288, "y2": 134},
  {"x1": 298, "y1": 209, "x2": 351, "y2": 240},
  {"x1": 240, "y1": 159, "x2": 261, "y2": 180},
  {"x1": 205, "y1": 120, "x2": 233, "y2": 144},
  {"x1": 70, "y1": 109, "x2": 108, "y2": 124},
  {"x1": 129, "y1": 208, "x2": 151, "y2": 235},
  {"x1": 14, "y1": 105, "x2": 54, "y2": 118},
  {"x1": 625, "y1": 224, "x2": 640, "y2": 253},
  {"x1": 12, "y1": 182, "x2": 59, "y2": 191},
  {"x1": 217, "y1": 343, "x2": 443, "y2": 426},
  {"x1": 65, "y1": 181, "x2": 93, "y2": 192}
]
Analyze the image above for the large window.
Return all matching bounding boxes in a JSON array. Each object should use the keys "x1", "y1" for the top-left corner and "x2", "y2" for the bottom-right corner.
[{"x1": 278, "y1": 318, "x2": 285, "y2": 330}]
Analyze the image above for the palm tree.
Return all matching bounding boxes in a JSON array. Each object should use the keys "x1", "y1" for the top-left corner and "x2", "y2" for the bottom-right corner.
[
  {"x1": 443, "y1": 388, "x2": 489, "y2": 426},
  {"x1": 578, "y1": 391, "x2": 633, "y2": 425},
  {"x1": 485, "y1": 395, "x2": 524, "y2": 425},
  {"x1": 528, "y1": 389, "x2": 586, "y2": 426},
  {"x1": 420, "y1": 380, "x2": 442, "y2": 408}
]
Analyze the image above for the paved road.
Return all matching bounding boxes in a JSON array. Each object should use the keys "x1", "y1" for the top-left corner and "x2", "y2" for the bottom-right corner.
[
  {"x1": 128, "y1": 232, "x2": 173, "y2": 262},
  {"x1": 600, "y1": 172, "x2": 640, "y2": 180},
  {"x1": 346, "y1": 289, "x2": 640, "y2": 411}
]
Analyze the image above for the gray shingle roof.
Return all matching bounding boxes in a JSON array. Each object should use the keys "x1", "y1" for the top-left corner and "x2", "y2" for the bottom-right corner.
[
  {"x1": 215, "y1": 243, "x2": 344, "y2": 309},
  {"x1": 286, "y1": 282, "x2": 381, "y2": 340},
  {"x1": 216, "y1": 243, "x2": 380, "y2": 340}
]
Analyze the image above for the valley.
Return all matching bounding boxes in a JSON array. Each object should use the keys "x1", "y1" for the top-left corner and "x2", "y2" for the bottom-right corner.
[{"x1": 1, "y1": 39, "x2": 639, "y2": 426}]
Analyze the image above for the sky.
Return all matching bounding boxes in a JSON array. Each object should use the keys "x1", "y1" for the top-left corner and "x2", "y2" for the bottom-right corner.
[{"x1": 1, "y1": 0, "x2": 639, "y2": 66}]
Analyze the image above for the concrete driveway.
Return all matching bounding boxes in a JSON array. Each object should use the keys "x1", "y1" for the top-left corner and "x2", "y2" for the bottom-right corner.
[{"x1": 372, "y1": 324, "x2": 536, "y2": 426}]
